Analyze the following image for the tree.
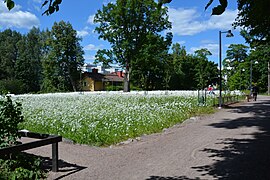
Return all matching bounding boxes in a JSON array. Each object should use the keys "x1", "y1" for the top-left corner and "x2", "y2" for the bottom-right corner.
[
  {"x1": 15, "y1": 27, "x2": 43, "y2": 93},
  {"x1": 205, "y1": 0, "x2": 270, "y2": 46},
  {"x1": 247, "y1": 45, "x2": 270, "y2": 92},
  {"x1": 94, "y1": 0, "x2": 172, "y2": 92},
  {"x1": 166, "y1": 43, "x2": 186, "y2": 90},
  {"x1": 0, "y1": 29, "x2": 22, "y2": 80},
  {"x1": 194, "y1": 48, "x2": 216, "y2": 89},
  {"x1": 131, "y1": 32, "x2": 172, "y2": 90},
  {"x1": 223, "y1": 44, "x2": 249, "y2": 90},
  {"x1": 0, "y1": 29, "x2": 25, "y2": 94},
  {"x1": 42, "y1": 21, "x2": 84, "y2": 92},
  {"x1": 234, "y1": 0, "x2": 270, "y2": 45}
]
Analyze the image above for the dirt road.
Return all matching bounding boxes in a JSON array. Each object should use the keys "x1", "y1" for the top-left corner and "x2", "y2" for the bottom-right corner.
[{"x1": 24, "y1": 95, "x2": 270, "y2": 180}]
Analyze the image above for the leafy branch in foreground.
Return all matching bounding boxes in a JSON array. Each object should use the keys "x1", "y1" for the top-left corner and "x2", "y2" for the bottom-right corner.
[
  {"x1": 0, "y1": 96, "x2": 23, "y2": 148},
  {"x1": 0, "y1": 96, "x2": 47, "y2": 179}
]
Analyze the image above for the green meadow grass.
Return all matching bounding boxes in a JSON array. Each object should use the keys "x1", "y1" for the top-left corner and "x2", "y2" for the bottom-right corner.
[{"x1": 15, "y1": 92, "x2": 214, "y2": 146}]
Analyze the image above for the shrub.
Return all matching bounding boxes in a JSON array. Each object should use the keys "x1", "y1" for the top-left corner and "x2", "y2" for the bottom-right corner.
[
  {"x1": 106, "y1": 85, "x2": 123, "y2": 91},
  {"x1": 0, "y1": 153, "x2": 46, "y2": 179},
  {"x1": 0, "y1": 79, "x2": 27, "y2": 95},
  {"x1": 0, "y1": 95, "x2": 46, "y2": 179},
  {"x1": 0, "y1": 96, "x2": 24, "y2": 148}
]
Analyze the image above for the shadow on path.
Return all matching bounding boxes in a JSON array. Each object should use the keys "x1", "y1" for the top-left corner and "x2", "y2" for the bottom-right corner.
[
  {"x1": 146, "y1": 176, "x2": 199, "y2": 180},
  {"x1": 192, "y1": 98, "x2": 270, "y2": 179},
  {"x1": 30, "y1": 153, "x2": 87, "y2": 180},
  {"x1": 146, "y1": 97, "x2": 270, "y2": 180}
]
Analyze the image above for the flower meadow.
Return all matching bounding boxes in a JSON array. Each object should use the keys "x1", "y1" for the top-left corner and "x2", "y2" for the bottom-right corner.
[{"x1": 13, "y1": 91, "x2": 214, "y2": 146}]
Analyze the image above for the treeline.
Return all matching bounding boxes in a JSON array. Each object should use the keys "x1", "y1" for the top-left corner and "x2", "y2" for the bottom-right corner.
[
  {"x1": 0, "y1": 21, "x2": 84, "y2": 94},
  {"x1": 0, "y1": 22, "x2": 220, "y2": 94},
  {"x1": 130, "y1": 44, "x2": 218, "y2": 90},
  {"x1": 223, "y1": 42, "x2": 270, "y2": 92}
]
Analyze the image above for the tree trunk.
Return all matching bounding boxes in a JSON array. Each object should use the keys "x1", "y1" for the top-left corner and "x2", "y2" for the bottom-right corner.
[
  {"x1": 123, "y1": 63, "x2": 130, "y2": 92},
  {"x1": 67, "y1": 66, "x2": 77, "y2": 92}
]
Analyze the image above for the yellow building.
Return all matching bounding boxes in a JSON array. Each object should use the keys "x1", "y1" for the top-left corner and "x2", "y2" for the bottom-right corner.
[
  {"x1": 81, "y1": 72, "x2": 105, "y2": 91},
  {"x1": 81, "y1": 70, "x2": 124, "y2": 91}
]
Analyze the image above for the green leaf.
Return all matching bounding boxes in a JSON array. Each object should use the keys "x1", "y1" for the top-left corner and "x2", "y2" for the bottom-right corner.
[
  {"x1": 219, "y1": 0, "x2": 228, "y2": 8},
  {"x1": 7, "y1": 0, "x2": 15, "y2": 10},
  {"x1": 48, "y1": 6, "x2": 55, "y2": 14},
  {"x1": 211, "y1": 5, "x2": 226, "y2": 15},
  {"x1": 55, "y1": 5, "x2": 59, "y2": 12},
  {"x1": 42, "y1": 0, "x2": 49, "y2": 7},
  {"x1": 205, "y1": 0, "x2": 214, "y2": 11},
  {"x1": 162, "y1": 0, "x2": 172, "y2": 4},
  {"x1": 56, "y1": 0, "x2": 62, "y2": 5}
]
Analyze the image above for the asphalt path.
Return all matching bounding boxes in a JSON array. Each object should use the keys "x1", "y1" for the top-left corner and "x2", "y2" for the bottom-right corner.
[{"x1": 23, "y1": 95, "x2": 270, "y2": 180}]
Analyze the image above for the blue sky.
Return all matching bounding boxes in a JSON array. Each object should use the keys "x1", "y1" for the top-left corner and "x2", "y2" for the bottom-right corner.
[{"x1": 0, "y1": 0, "x2": 247, "y2": 64}]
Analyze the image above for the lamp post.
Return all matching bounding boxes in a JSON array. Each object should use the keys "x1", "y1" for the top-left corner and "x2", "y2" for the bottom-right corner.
[{"x1": 219, "y1": 30, "x2": 234, "y2": 109}]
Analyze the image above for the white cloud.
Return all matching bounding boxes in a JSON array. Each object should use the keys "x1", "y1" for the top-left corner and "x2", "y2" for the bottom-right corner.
[
  {"x1": 84, "y1": 44, "x2": 102, "y2": 51},
  {"x1": 87, "y1": 14, "x2": 95, "y2": 25},
  {"x1": 77, "y1": 30, "x2": 89, "y2": 37},
  {"x1": 190, "y1": 43, "x2": 219, "y2": 56},
  {"x1": 84, "y1": 55, "x2": 96, "y2": 61},
  {"x1": 176, "y1": 40, "x2": 186, "y2": 45},
  {"x1": 0, "y1": 2, "x2": 39, "y2": 29},
  {"x1": 168, "y1": 7, "x2": 238, "y2": 36}
]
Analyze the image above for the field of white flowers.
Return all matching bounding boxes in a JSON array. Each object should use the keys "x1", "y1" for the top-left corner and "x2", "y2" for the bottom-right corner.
[{"x1": 14, "y1": 91, "x2": 215, "y2": 146}]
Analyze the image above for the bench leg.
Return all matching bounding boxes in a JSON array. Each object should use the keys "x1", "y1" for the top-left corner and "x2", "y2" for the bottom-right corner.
[{"x1": 52, "y1": 143, "x2": 59, "y2": 172}]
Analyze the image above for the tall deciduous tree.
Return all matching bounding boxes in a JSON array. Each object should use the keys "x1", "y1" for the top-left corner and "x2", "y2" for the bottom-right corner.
[
  {"x1": 167, "y1": 43, "x2": 186, "y2": 90},
  {"x1": 194, "y1": 48, "x2": 214, "y2": 89},
  {"x1": 94, "y1": 0, "x2": 172, "y2": 92},
  {"x1": 0, "y1": 29, "x2": 21, "y2": 80},
  {"x1": 42, "y1": 21, "x2": 84, "y2": 92},
  {"x1": 246, "y1": 45, "x2": 270, "y2": 92},
  {"x1": 223, "y1": 44, "x2": 249, "y2": 90},
  {"x1": 15, "y1": 27, "x2": 43, "y2": 93},
  {"x1": 235, "y1": 0, "x2": 270, "y2": 45},
  {"x1": 131, "y1": 32, "x2": 172, "y2": 90}
]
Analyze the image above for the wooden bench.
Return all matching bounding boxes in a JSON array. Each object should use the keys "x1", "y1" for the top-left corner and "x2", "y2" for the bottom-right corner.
[{"x1": 0, "y1": 131, "x2": 62, "y2": 172}]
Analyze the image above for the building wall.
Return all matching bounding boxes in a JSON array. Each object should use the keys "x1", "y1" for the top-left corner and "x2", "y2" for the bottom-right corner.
[
  {"x1": 94, "y1": 81, "x2": 104, "y2": 91},
  {"x1": 82, "y1": 77, "x2": 104, "y2": 91},
  {"x1": 82, "y1": 78, "x2": 94, "y2": 91}
]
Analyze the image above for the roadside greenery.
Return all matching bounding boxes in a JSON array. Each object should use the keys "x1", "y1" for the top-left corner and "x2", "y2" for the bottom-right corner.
[
  {"x1": 0, "y1": 153, "x2": 46, "y2": 180},
  {"x1": 0, "y1": 95, "x2": 46, "y2": 179}
]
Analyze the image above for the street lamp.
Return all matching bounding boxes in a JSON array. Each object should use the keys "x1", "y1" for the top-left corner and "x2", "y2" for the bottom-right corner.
[{"x1": 219, "y1": 30, "x2": 234, "y2": 109}]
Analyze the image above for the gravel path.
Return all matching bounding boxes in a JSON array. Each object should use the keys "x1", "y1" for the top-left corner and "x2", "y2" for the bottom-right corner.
[{"x1": 23, "y1": 95, "x2": 270, "y2": 180}]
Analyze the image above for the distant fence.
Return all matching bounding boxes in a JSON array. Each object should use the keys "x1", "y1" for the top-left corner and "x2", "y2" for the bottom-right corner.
[{"x1": 212, "y1": 95, "x2": 240, "y2": 107}]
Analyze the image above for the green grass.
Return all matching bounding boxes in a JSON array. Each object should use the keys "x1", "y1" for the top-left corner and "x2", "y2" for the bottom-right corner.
[{"x1": 15, "y1": 93, "x2": 215, "y2": 146}]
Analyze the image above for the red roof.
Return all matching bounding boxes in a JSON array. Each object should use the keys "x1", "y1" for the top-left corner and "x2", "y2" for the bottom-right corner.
[
  {"x1": 104, "y1": 73, "x2": 124, "y2": 82},
  {"x1": 83, "y1": 72, "x2": 124, "y2": 82}
]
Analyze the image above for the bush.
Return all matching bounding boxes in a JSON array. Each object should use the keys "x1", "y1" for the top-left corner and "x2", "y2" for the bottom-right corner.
[
  {"x1": 0, "y1": 153, "x2": 46, "y2": 180},
  {"x1": 106, "y1": 85, "x2": 123, "y2": 91},
  {"x1": 0, "y1": 96, "x2": 23, "y2": 148},
  {"x1": 0, "y1": 79, "x2": 27, "y2": 95},
  {"x1": 0, "y1": 96, "x2": 46, "y2": 179}
]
